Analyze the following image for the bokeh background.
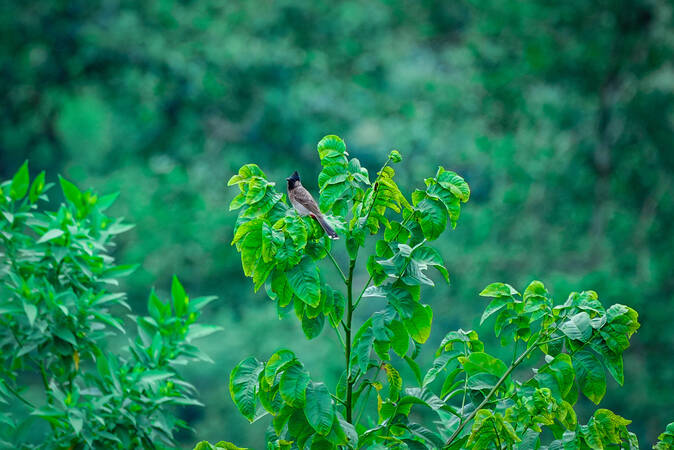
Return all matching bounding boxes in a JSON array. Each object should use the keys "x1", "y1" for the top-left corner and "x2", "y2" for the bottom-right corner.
[{"x1": 2, "y1": 0, "x2": 673, "y2": 447}]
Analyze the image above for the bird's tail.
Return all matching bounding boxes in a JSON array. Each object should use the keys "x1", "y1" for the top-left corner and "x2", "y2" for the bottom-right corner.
[{"x1": 315, "y1": 215, "x2": 339, "y2": 239}]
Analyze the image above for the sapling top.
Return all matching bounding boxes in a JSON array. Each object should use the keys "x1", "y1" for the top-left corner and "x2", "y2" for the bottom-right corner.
[{"x1": 208, "y1": 135, "x2": 656, "y2": 449}]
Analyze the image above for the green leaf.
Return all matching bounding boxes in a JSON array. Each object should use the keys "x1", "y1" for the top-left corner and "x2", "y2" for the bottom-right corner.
[
  {"x1": 591, "y1": 340, "x2": 624, "y2": 385},
  {"x1": 479, "y1": 283, "x2": 519, "y2": 297},
  {"x1": 59, "y1": 175, "x2": 83, "y2": 208},
  {"x1": 23, "y1": 302, "x2": 37, "y2": 327},
  {"x1": 10, "y1": 161, "x2": 29, "y2": 200},
  {"x1": 280, "y1": 364, "x2": 310, "y2": 407},
  {"x1": 229, "y1": 357, "x2": 264, "y2": 422},
  {"x1": 573, "y1": 349, "x2": 606, "y2": 405},
  {"x1": 286, "y1": 258, "x2": 321, "y2": 307},
  {"x1": 459, "y1": 352, "x2": 507, "y2": 378},
  {"x1": 265, "y1": 349, "x2": 296, "y2": 384},
  {"x1": 29, "y1": 170, "x2": 46, "y2": 203},
  {"x1": 148, "y1": 289, "x2": 170, "y2": 323},
  {"x1": 171, "y1": 275, "x2": 188, "y2": 317},
  {"x1": 303, "y1": 382, "x2": 334, "y2": 436},
  {"x1": 301, "y1": 313, "x2": 325, "y2": 340},
  {"x1": 537, "y1": 353, "x2": 575, "y2": 399},
  {"x1": 560, "y1": 312, "x2": 592, "y2": 342},
  {"x1": 36, "y1": 229, "x2": 64, "y2": 244},
  {"x1": 436, "y1": 167, "x2": 470, "y2": 202},
  {"x1": 404, "y1": 356, "x2": 423, "y2": 386},
  {"x1": 388, "y1": 150, "x2": 402, "y2": 163},
  {"x1": 416, "y1": 196, "x2": 447, "y2": 240},
  {"x1": 382, "y1": 363, "x2": 402, "y2": 401},
  {"x1": 351, "y1": 322, "x2": 375, "y2": 374},
  {"x1": 403, "y1": 303, "x2": 433, "y2": 344},
  {"x1": 480, "y1": 297, "x2": 509, "y2": 324},
  {"x1": 388, "y1": 320, "x2": 409, "y2": 357}
]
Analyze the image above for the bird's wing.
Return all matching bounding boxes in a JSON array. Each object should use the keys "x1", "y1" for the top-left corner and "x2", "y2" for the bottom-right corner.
[{"x1": 293, "y1": 186, "x2": 322, "y2": 215}]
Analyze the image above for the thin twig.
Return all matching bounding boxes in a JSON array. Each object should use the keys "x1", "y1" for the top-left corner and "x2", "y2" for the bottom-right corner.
[
  {"x1": 445, "y1": 334, "x2": 545, "y2": 446},
  {"x1": 326, "y1": 248, "x2": 347, "y2": 283}
]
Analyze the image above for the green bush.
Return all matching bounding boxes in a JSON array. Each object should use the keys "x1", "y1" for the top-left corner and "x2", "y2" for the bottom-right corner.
[
  {"x1": 0, "y1": 163, "x2": 219, "y2": 448},
  {"x1": 200, "y1": 136, "x2": 664, "y2": 449}
]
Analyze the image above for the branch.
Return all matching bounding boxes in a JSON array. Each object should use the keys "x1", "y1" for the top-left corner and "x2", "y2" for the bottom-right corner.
[
  {"x1": 445, "y1": 335, "x2": 543, "y2": 447},
  {"x1": 325, "y1": 247, "x2": 347, "y2": 283}
]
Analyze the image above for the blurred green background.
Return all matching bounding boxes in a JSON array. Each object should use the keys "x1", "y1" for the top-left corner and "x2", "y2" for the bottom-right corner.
[{"x1": 2, "y1": 0, "x2": 673, "y2": 447}]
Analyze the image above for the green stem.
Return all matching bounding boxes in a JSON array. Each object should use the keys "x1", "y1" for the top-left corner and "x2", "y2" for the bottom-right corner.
[
  {"x1": 330, "y1": 319, "x2": 346, "y2": 350},
  {"x1": 445, "y1": 334, "x2": 543, "y2": 447},
  {"x1": 4, "y1": 381, "x2": 36, "y2": 409},
  {"x1": 345, "y1": 258, "x2": 356, "y2": 423},
  {"x1": 331, "y1": 393, "x2": 348, "y2": 407},
  {"x1": 326, "y1": 248, "x2": 347, "y2": 283},
  {"x1": 459, "y1": 342, "x2": 469, "y2": 426},
  {"x1": 352, "y1": 274, "x2": 374, "y2": 310},
  {"x1": 492, "y1": 419, "x2": 502, "y2": 449}
]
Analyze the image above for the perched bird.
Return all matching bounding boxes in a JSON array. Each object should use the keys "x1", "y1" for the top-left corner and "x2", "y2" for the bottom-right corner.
[{"x1": 286, "y1": 171, "x2": 339, "y2": 239}]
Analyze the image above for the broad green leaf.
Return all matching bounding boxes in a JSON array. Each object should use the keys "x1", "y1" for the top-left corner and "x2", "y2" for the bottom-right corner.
[
  {"x1": 573, "y1": 349, "x2": 606, "y2": 404},
  {"x1": 537, "y1": 353, "x2": 575, "y2": 399},
  {"x1": 436, "y1": 167, "x2": 470, "y2": 202},
  {"x1": 301, "y1": 313, "x2": 325, "y2": 340},
  {"x1": 591, "y1": 340, "x2": 624, "y2": 385},
  {"x1": 404, "y1": 355, "x2": 423, "y2": 386},
  {"x1": 480, "y1": 297, "x2": 509, "y2": 324},
  {"x1": 388, "y1": 320, "x2": 409, "y2": 357},
  {"x1": 229, "y1": 357, "x2": 264, "y2": 422},
  {"x1": 351, "y1": 321, "x2": 375, "y2": 374},
  {"x1": 403, "y1": 303, "x2": 433, "y2": 344},
  {"x1": 304, "y1": 382, "x2": 334, "y2": 436},
  {"x1": 280, "y1": 364, "x2": 310, "y2": 407},
  {"x1": 382, "y1": 363, "x2": 402, "y2": 401},
  {"x1": 479, "y1": 283, "x2": 519, "y2": 297},
  {"x1": 560, "y1": 312, "x2": 592, "y2": 342},
  {"x1": 265, "y1": 349, "x2": 296, "y2": 384},
  {"x1": 459, "y1": 352, "x2": 507, "y2": 378},
  {"x1": 416, "y1": 196, "x2": 447, "y2": 241},
  {"x1": 286, "y1": 258, "x2": 321, "y2": 308},
  {"x1": 592, "y1": 409, "x2": 632, "y2": 444}
]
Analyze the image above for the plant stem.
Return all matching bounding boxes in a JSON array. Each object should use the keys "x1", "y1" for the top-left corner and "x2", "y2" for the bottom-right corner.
[
  {"x1": 326, "y1": 247, "x2": 347, "y2": 283},
  {"x1": 353, "y1": 274, "x2": 374, "y2": 309},
  {"x1": 459, "y1": 342, "x2": 469, "y2": 426},
  {"x1": 445, "y1": 335, "x2": 543, "y2": 447},
  {"x1": 330, "y1": 319, "x2": 346, "y2": 350},
  {"x1": 345, "y1": 258, "x2": 356, "y2": 423}
]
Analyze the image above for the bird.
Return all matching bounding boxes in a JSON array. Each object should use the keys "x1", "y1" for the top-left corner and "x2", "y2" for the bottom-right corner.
[{"x1": 286, "y1": 170, "x2": 339, "y2": 239}]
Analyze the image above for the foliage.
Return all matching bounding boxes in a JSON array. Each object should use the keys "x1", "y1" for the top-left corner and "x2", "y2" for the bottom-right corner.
[
  {"x1": 2, "y1": 1, "x2": 673, "y2": 445},
  {"x1": 655, "y1": 423, "x2": 674, "y2": 450},
  {"x1": 199, "y1": 136, "x2": 658, "y2": 449},
  {"x1": 0, "y1": 163, "x2": 219, "y2": 448}
]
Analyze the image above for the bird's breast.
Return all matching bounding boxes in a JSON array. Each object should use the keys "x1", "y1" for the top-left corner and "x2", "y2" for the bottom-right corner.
[{"x1": 290, "y1": 197, "x2": 312, "y2": 216}]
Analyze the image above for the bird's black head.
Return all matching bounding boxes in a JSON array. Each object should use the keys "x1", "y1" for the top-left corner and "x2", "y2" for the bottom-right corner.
[{"x1": 286, "y1": 170, "x2": 300, "y2": 189}]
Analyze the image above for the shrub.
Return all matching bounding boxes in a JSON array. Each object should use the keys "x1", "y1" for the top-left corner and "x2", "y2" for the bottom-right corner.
[{"x1": 0, "y1": 163, "x2": 219, "y2": 448}]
